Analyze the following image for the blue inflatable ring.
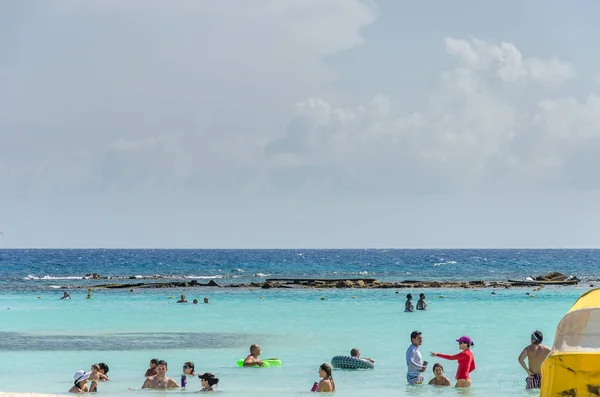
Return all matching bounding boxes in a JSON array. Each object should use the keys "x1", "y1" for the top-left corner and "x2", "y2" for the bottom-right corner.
[{"x1": 331, "y1": 355, "x2": 374, "y2": 369}]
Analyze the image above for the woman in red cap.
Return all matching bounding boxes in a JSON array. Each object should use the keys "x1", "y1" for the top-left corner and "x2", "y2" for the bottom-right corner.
[{"x1": 430, "y1": 336, "x2": 475, "y2": 388}]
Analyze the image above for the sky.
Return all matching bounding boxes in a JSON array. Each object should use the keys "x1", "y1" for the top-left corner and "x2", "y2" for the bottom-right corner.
[{"x1": 2, "y1": 0, "x2": 600, "y2": 248}]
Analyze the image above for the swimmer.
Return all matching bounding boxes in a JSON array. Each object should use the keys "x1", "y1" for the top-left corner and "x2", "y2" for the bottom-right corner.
[
  {"x1": 314, "y1": 363, "x2": 335, "y2": 392},
  {"x1": 428, "y1": 363, "x2": 451, "y2": 386},
  {"x1": 350, "y1": 348, "x2": 374, "y2": 363},
  {"x1": 416, "y1": 293, "x2": 427, "y2": 310},
  {"x1": 243, "y1": 344, "x2": 265, "y2": 367},
  {"x1": 61, "y1": 291, "x2": 71, "y2": 299},
  {"x1": 177, "y1": 294, "x2": 188, "y2": 303},
  {"x1": 141, "y1": 360, "x2": 179, "y2": 389},
  {"x1": 183, "y1": 361, "x2": 196, "y2": 376},
  {"x1": 193, "y1": 299, "x2": 199, "y2": 304},
  {"x1": 405, "y1": 293, "x2": 414, "y2": 312},
  {"x1": 69, "y1": 370, "x2": 91, "y2": 394},
  {"x1": 199, "y1": 372, "x2": 219, "y2": 392},
  {"x1": 204, "y1": 297, "x2": 209, "y2": 304}
]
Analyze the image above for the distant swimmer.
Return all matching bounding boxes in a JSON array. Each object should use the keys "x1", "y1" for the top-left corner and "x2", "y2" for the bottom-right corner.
[
  {"x1": 61, "y1": 291, "x2": 71, "y2": 299},
  {"x1": 350, "y1": 348, "x2": 374, "y2": 363},
  {"x1": 405, "y1": 294, "x2": 414, "y2": 312},
  {"x1": 177, "y1": 294, "x2": 188, "y2": 303},
  {"x1": 416, "y1": 293, "x2": 427, "y2": 310},
  {"x1": 430, "y1": 336, "x2": 476, "y2": 388},
  {"x1": 243, "y1": 344, "x2": 264, "y2": 367},
  {"x1": 204, "y1": 297, "x2": 209, "y2": 304},
  {"x1": 518, "y1": 330, "x2": 551, "y2": 389},
  {"x1": 141, "y1": 360, "x2": 179, "y2": 389},
  {"x1": 193, "y1": 299, "x2": 199, "y2": 304}
]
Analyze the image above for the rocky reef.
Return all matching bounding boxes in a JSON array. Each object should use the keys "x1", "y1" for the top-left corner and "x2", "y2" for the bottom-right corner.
[{"x1": 82, "y1": 272, "x2": 580, "y2": 290}]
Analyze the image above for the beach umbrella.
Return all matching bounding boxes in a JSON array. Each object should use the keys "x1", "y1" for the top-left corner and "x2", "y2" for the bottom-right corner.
[{"x1": 541, "y1": 288, "x2": 600, "y2": 396}]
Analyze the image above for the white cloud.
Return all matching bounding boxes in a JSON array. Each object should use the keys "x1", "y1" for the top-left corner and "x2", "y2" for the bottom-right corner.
[
  {"x1": 265, "y1": 38, "x2": 599, "y2": 193},
  {"x1": 445, "y1": 37, "x2": 576, "y2": 88}
]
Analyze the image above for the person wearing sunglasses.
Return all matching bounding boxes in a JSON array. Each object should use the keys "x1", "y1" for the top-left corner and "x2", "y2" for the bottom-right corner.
[{"x1": 430, "y1": 336, "x2": 476, "y2": 388}]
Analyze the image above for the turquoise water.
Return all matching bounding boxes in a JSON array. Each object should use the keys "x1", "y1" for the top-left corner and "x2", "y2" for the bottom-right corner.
[{"x1": 0, "y1": 286, "x2": 586, "y2": 396}]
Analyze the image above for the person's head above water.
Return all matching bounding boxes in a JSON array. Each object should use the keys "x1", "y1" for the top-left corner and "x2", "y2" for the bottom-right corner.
[
  {"x1": 419, "y1": 293, "x2": 425, "y2": 299},
  {"x1": 406, "y1": 293, "x2": 413, "y2": 300},
  {"x1": 531, "y1": 330, "x2": 543, "y2": 344},
  {"x1": 250, "y1": 344, "x2": 261, "y2": 355},
  {"x1": 350, "y1": 348, "x2": 360, "y2": 357},
  {"x1": 411, "y1": 331, "x2": 423, "y2": 346},
  {"x1": 199, "y1": 372, "x2": 219, "y2": 387}
]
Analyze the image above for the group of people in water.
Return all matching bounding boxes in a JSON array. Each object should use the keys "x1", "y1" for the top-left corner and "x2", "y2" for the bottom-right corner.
[
  {"x1": 68, "y1": 331, "x2": 550, "y2": 393},
  {"x1": 404, "y1": 329, "x2": 551, "y2": 390}
]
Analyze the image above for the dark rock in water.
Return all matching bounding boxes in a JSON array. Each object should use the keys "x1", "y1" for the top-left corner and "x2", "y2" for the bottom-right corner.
[
  {"x1": 207, "y1": 280, "x2": 220, "y2": 287},
  {"x1": 84, "y1": 273, "x2": 105, "y2": 280},
  {"x1": 536, "y1": 272, "x2": 568, "y2": 281}
]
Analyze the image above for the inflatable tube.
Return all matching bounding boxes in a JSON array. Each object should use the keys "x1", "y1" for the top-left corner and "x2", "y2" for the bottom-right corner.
[
  {"x1": 331, "y1": 356, "x2": 374, "y2": 369},
  {"x1": 237, "y1": 358, "x2": 282, "y2": 368}
]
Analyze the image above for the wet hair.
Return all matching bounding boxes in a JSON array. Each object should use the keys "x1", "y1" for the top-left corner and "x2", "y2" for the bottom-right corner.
[
  {"x1": 419, "y1": 293, "x2": 425, "y2": 298},
  {"x1": 350, "y1": 348, "x2": 359, "y2": 357},
  {"x1": 406, "y1": 293, "x2": 413, "y2": 299},
  {"x1": 532, "y1": 330, "x2": 543, "y2": 344},
  {"x1": 157, "y1": 360, "x2": 167, "y2": 367},
  {"x1": 150, "y1": 358, "x2": 159, "y2": 365},
  {"x1": 98, "y1": 363, "x2": 109, "y2": 374},
  {"x1": 320, "y1": 363, "x2": 333, "y2": 379},
  {"x1": 199, "y1": 372, "x2": 219, "y2": 386},
  {"x1": 410, "y1": 331, "x2": 422, "y2": 341},
  {"x1": 250, "y1": 344, "x2": 260, "y2": 353},
  {"x1": 184, "y1": 361, "x2": 194, "y2": 370},
  {"x1": 432, "y1": 363, "x2": 444, "y2": 373}
]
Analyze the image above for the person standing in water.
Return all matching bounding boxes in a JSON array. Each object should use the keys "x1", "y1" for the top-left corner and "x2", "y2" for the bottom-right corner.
[
  {"x1": 313, "y1": 363, "x2": 335, "y2": 392},
  {"x1": 406, "y1": 331, "x2": 427, "y2": 384},
  {"x1": 430, "y1": 336, "x2": 476, "y2": 388},
  {"x1": 416, "y1": 293, "x2": 427, "y2": 310},
  {"x1": 518, "y1": 330, "x2": 551, "y2": 389},
  {"x1": 405, "y1": 294, "x2": 415, "y2": 312}
]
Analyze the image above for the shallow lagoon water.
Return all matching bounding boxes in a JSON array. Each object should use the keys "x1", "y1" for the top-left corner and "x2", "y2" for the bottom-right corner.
[{"x1": 0, "y1": 286, "x2": 584, "y2": 396}]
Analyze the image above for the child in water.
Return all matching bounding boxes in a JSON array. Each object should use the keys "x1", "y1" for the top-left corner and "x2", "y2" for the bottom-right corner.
[{"x1": 428, "y1": 363, "x2": 451, "y2": 386}]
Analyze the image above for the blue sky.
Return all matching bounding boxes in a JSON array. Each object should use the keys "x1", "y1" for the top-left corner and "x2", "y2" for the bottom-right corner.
[{"x1": 2, "y1": 1, "x2": 600, "y2": 248}]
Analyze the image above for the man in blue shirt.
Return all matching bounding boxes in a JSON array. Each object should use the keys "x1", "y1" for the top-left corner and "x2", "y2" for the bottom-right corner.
[{"x1": 406, "y1": 330, "x2": 427, "y2": 384}]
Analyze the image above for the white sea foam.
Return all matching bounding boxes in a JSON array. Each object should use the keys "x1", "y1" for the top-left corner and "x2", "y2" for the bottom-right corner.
[
  {"x1": 433, "y1": 260, "x2": 458, "y2": 266},
  {"x1": 24, "y1": 275, "x2": 84, "y2": 280}
]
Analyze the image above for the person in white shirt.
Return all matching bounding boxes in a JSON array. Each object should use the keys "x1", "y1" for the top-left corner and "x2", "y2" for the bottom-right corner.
[{"x1": 406, "y1": 330, "x2": 427, "y2": 384}]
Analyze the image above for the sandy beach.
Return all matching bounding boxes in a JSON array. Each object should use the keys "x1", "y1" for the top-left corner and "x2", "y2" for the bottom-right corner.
[{"x1": 0, "y1": 393, "x2": 64, "y2": 397}]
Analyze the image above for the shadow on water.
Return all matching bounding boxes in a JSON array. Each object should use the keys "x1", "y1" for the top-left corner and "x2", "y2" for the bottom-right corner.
[{"x1": 0, "y1": 331, "x2": 255, "y2": 351}]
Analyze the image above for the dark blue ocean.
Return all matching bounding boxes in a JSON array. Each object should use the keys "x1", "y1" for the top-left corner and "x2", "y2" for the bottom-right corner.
[{"x1": 1, "y1": 249, "x2": 599, "y2": 291}]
